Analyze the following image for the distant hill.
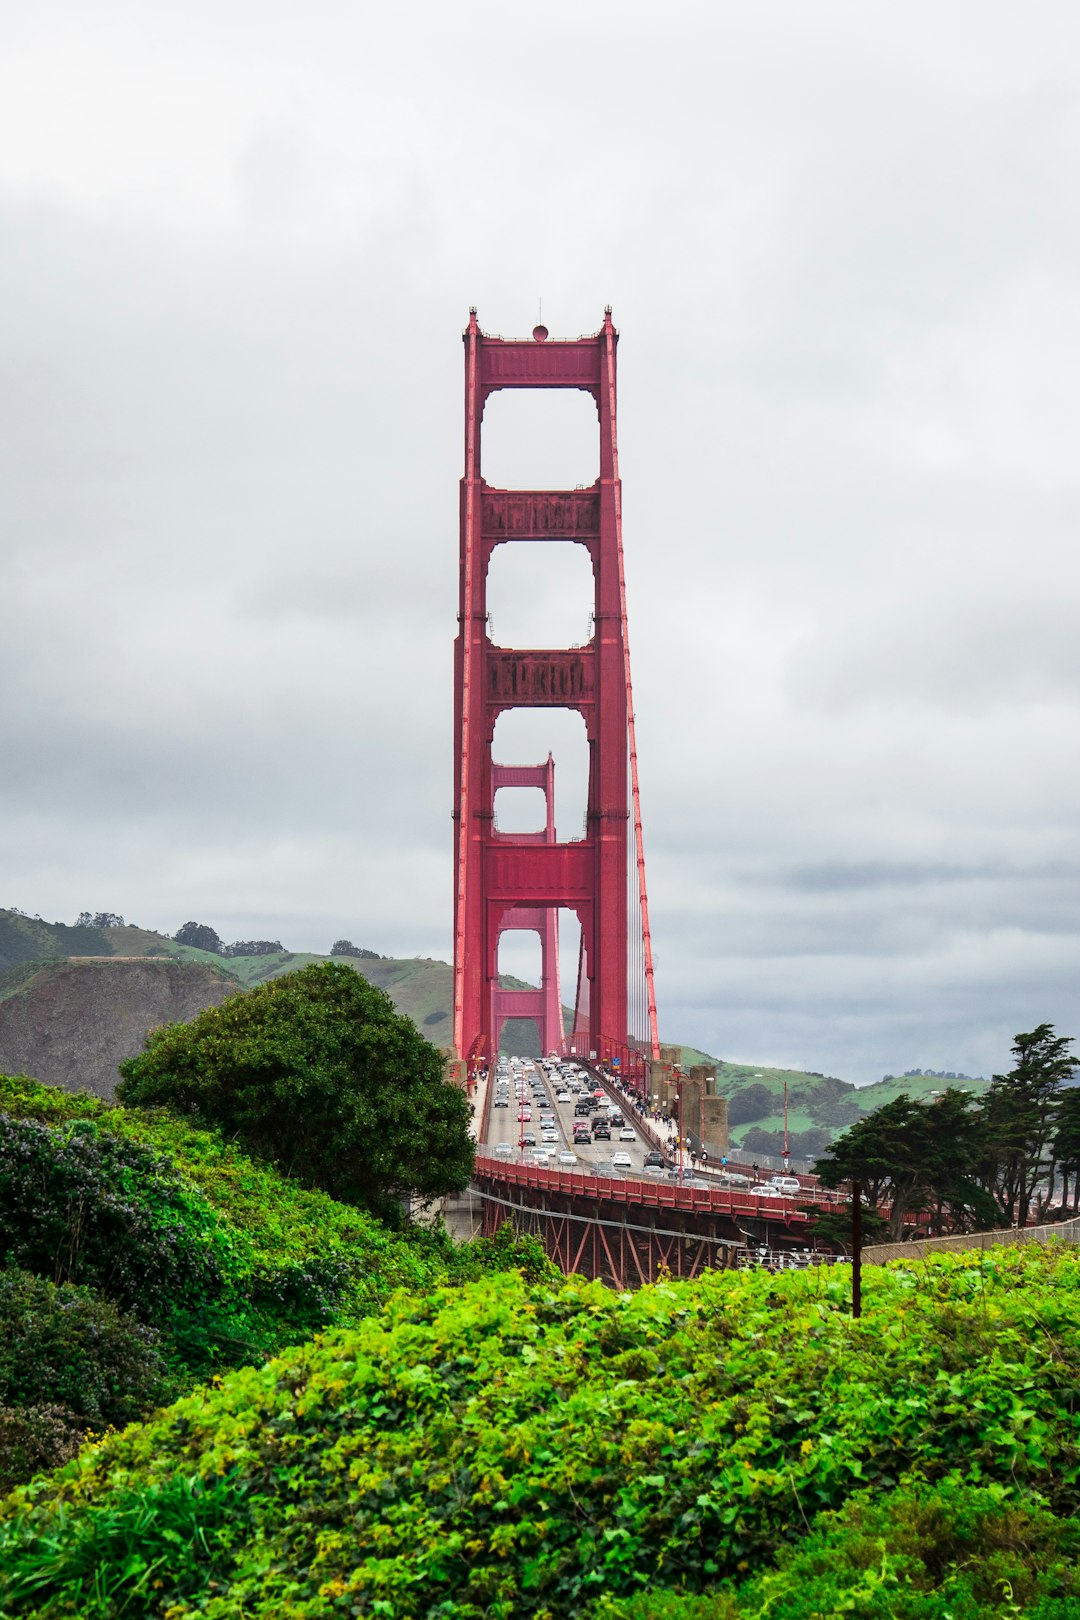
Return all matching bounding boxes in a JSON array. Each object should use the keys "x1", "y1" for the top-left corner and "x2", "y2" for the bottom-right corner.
[
  {"x1": 0, "y1": 910, "x2": 990, "y2": 1146},
  {"x1": 0, "y1": 909, "x2": 516, "y2": 1095},
  {"x1": 661, "y1": 1047, "x2": 992, "y2": 1160}
]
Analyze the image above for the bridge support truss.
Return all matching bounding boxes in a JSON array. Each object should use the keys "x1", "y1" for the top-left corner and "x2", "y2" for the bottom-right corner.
[{"x1": 453, "y1": 307, "x2": 659, "y2": 1070}]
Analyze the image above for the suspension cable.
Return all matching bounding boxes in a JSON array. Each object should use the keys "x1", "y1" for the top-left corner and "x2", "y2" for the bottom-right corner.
[{"x1": 603, "y1": 317, "x2": 660, "y2": 1060}]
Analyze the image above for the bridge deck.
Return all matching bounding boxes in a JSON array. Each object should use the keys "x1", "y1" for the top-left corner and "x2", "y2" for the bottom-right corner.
[{"x1": 474, "y1": 1154, "x2": 813, "y2": 1224}]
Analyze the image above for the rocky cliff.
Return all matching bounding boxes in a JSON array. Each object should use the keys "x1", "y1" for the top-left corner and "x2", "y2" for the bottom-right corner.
[{"x1": 0, "y1": 958, "x2": 241, "y2": 1098}]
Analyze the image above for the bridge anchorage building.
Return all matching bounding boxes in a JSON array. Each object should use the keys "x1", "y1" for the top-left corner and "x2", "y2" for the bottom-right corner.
[{"x1": 453, "y1": 308, "x2": 659, "y2": 1077}]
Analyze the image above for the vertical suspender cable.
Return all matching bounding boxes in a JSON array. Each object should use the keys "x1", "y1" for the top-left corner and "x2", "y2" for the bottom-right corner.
[{"x1": 604, "y1": 320, "x2": 661, "y2": 1062}]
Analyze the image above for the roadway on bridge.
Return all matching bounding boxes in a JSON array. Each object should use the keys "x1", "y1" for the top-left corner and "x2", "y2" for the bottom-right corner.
[{"x1": 482, "y1": 1057, "x2": 656, "y2": 1180}]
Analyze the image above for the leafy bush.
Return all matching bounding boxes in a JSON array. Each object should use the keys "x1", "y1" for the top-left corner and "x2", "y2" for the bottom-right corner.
[
  {"x1": 0, "y1": 1074, "x2": 557, "y2": 1493},
  {"x1": 594, "y1": 1480, "x2": 1080, "y2": 1617},
  {"x1": 0, "y1": 1267, "x2": 169, "y2": 1435},
  {"x1": 117, "y1": 961, "x2": 474, "y2": 1213},
  {"x1": 0, "y1": 1114, "x2": 233, "y2": 1324},
  {"x1": 0, "y1": 1407, "x2": 84, "y2": 1498},
  {"x1": 2, "y1": 1248, "x2": 1078, "y2": 1618},
  {"x1": 0, "y1": 1072, "x2": 553, "y2": 1341},
  {"x1": 0, "y1": 1270, "x2": 172, "y2": 1494}
]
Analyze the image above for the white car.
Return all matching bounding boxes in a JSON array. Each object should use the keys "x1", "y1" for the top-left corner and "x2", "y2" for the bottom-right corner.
[
  {"x1": 541, "y1": 1131, "x2": 559, "y2": 1145},
  {"x1": 557, "y1": 1149, "x2": 577, "y2": 1166},
  {"x1": 611, "y1": 1151, "x2": 633, "y2": 1169},
  {"x1": 619, "y1": 1128, "x2": 636, "y2": 1142},
  {"x1": 750, "y1": 1182, "x2": 784, "y2": 1198},
  {"x1": 556, "y1": 1091, "x2": 571, "y2": 1103},
  {"x1": 494, "y1": 1142, "x2": 513, "y2": 1158}
]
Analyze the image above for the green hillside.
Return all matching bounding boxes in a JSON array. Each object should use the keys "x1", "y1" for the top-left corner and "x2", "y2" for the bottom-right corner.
[
  {"x1": 0, "y1": 909, "x2": 989, "y2": 1148},
  {"x1": 667, "y1": 1052, "x2": 992, "y2": 1160},
  {"x1": 855, "y1": 1070, "x2": 990, "y2": 1108},
  {"x1": 0, "y1": 910, "x2": 119, "y2": 974}
]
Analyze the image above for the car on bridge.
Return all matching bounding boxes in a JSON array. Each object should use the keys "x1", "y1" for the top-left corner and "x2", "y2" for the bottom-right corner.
[
  {"x1": 557, "y1": 1150, "x2": 577, "y2": 1166},
  {"x1": 611, "y1": 1152, "x2": 633, "y2": 1170},
  {"x1": 619, "y1": 1128, "x2": 636, "y2": 1142},
  {"x1": 749, "y1": 1182, "x2": 784, "y2": 1198},
  {"x1": 592, "y1": 1123, "x2": 611, "y2": 1141},
  {"x1": 521, "y1": 1132, "x2": 536, "y2": 1147},
  {"x1": 643, "y1": 1149, "x2": 666, "y2": 1168},
  {"x1": 493, "y1": 1096, "x2": 508, "y2": 1107}
]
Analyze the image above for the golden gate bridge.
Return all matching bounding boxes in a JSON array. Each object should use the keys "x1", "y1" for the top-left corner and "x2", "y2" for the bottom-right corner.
[{"x1": 450, "y1": 308, "x2": 832, "y2": 1283}]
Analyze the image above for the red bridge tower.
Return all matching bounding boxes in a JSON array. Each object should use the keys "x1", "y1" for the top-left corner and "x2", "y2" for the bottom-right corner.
[{"x1": 453, "y1": 308, "x2": 658, "y2": 1071}]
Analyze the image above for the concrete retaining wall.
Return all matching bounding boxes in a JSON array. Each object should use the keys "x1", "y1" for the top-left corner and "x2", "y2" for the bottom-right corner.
[{"x1": 863, "y1": 1214, "x2": 1080, "y2": 1265}]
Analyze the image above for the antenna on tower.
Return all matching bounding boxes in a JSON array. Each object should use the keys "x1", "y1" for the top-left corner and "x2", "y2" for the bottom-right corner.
[{"x1": 532, "y1": 296, "x2": 549, "y2": 343}]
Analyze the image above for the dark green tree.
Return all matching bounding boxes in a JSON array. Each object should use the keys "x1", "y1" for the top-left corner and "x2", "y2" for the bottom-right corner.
[
  {"x1": 330, "y1": 939, "x2": 382, "y2": 960},
  {"x1": 815, "y1": 1090, "x2": 990, "y2": 1239},
  {"x1": 173, "y1": 921, "x2": 224, "y2": 954},
  {"x1": 117, "y1": 962, "x2": 474, "y2": 1215},
  {"x1": 976, "y1": 1024, "x2": 1077, "y2": 1226},
  {"x1": 726, "y1": 1084, "x2": 774, "y2": 1126},
  {"x1": 1053, "y1": 1088, "x2": 1080, "y2": 1213}
]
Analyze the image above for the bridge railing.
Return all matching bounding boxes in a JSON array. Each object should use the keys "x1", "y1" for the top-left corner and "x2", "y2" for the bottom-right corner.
[{"x1": 473, "y1": 1151, "x2": 814, "y2": 1223}]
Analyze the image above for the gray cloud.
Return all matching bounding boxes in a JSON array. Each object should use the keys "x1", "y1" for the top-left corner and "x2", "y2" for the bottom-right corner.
[{"x1": 1, "y1": 0, "x2": 1079, "y2": 1081}]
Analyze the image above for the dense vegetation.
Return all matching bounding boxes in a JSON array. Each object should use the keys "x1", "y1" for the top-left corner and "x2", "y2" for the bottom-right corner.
[
  {"x1": 0, "y1": 1072, "x2": 550, "y2": 1492},
  {"x1": 0, "y1": 1246, "x2": 1077, "y2": 1617},
  {"x1": 116, "y1": 961, "x2": 474, "y2": 1215},
  {"x1": 817, "y1": 1024, "x2": 1080, "y2": 1238}
]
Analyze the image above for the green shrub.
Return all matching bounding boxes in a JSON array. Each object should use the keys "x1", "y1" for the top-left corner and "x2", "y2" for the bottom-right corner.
[
  {"x1": 595, "y1": 1480, "x2": 1080, "y2": 1617},
  {"x1": 2, "y1": 1248, "x2": 1079, "y2": 1618},
  {"x1": 0, "y1": 1270, "x2": 172, "y2": 1492},
  {"x1": 0, "y1": 1113, "x2": 232, "y2": 1323},
  {"x1": 0, "y1": 1074, "x2": 557, "y2": 1364},
  {"x1": 0, "y1": 1407, "x2": 84, "y2": 1498},
  {"x1": 116, "y1": 960, "x2": 474, "y2": 1214},
  {"x1": 0, "y1": 1269, "x2": 169, "y2": 1425}
]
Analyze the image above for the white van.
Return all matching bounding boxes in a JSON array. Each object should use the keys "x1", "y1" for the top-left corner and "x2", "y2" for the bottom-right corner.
[{"x1": 771, "y1": 1175, "x2": 801, "y2": 1196}]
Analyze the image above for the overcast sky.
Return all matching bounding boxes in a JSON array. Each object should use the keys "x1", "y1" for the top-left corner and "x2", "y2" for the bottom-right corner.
[{"x1": 2, "y1": 1, "x2": 1079, "y2": 1083}]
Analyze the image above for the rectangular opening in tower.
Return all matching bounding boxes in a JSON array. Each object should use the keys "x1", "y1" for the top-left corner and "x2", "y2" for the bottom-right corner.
[
  {"x1": 480, "y1": 388, "x2": 598, "y2": 490},
  {"x1": 491, "y1": 710, "x2": 589, "y2": 842},
  {"x1": 493, "y1": 785, "x2": 547, "y2": 835},
  {"x1": 485, "y1": 540, "x2": 594, "y2": 650},
  {"x1": 497, "y1": 927, "x2": 542, "y2": 986}
]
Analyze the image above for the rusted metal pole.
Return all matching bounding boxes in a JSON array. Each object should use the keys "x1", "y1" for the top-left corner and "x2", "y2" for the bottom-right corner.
[{"x1": 851, "y1": 1180, "x2": 862, "y2": 1319}]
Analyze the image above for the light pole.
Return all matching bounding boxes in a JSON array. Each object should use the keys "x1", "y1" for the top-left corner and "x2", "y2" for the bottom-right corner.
[{"x1": 782, "y1": 1080, "x2": 791, "y2": 1169}]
